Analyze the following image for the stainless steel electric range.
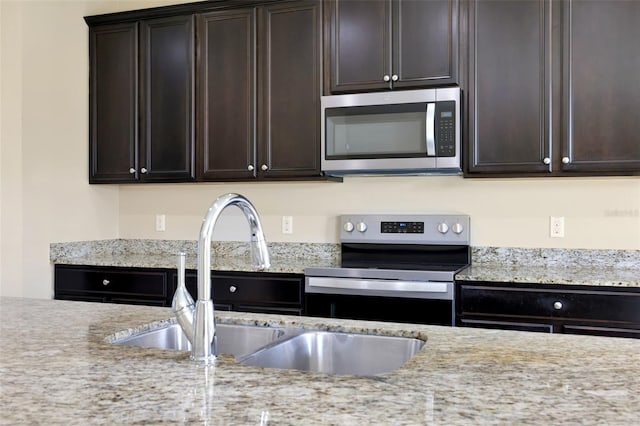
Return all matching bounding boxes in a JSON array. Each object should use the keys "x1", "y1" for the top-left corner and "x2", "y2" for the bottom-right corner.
[{"x1": 305, "y1": 214, "x2": 470, "y2": 326}]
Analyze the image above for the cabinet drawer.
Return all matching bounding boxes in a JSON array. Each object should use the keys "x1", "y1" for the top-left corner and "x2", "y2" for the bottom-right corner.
[
  {"x1": 458, "y1": 283, "x2": 640, "y2": 324},
  {"x1": 213, "y1": 273, "x2": 303, "y2": 306},
  {"x1": 172, "y1": 270, "x2": 304, "y2": 309},
  {"x1": 55, "y1": 265, "x2": 168, "y2": 299}
]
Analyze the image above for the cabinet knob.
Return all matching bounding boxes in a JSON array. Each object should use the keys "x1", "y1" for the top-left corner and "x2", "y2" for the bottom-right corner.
[
  {"x1": 140, "y1": 167, "x2": 148, "y2": 174},
  {"x1": 261, "y1": 164, "x2": 268, "y2": 171},
  {"x1": 247, "y1": 164, "x2": 254, "y2": 171},
  {"x1": 553, "y1": 301, "x2": 563, "y2": 310},
  {"x1": 102, "y1": 279, "x2": 110, "y2": 286},
  {"x1": 562, "y1": 157, "x2": 570, "y2": 164},
  {"x1": 543, "y1": 157, "x2": 551, "y2": 165},
  {"x1": 229, "y1": 285, "x2": 237, "y2": 293},
  {"x1": 129, "y1": 168, "x2": 136, "y2": 174},
  {"x1": 383, "y1": 75, "x2": 390, "y2": 82},
  {"x1": 391, "y1": 74, "x2": 399, "y2": 82}
]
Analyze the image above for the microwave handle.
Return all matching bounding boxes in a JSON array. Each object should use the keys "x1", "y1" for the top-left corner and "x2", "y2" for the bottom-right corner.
[{"x1": 426, "y1": 103, "x2": 436, "y2": 156}]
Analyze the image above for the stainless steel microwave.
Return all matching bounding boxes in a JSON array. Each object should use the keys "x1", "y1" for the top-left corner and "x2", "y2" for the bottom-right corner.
[{"x1": 321, "y1": 87, "x2": 461, "y2": 175}]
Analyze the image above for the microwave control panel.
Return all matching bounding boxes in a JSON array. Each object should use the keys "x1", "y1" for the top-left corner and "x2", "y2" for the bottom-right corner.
[{"x1": 436, "y1": 101, "x2": 456, "y2": 157}]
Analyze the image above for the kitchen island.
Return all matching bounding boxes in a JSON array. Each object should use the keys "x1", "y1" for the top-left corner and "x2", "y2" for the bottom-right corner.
[{"x1": 1, "y1": 297, "x2": 638, "y2": 424}]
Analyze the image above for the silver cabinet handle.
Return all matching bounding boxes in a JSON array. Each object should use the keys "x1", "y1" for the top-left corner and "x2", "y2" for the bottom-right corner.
[
  {"x1": 391, "y1": 74, "x2": 399, "y2": 82},
  {"x1": 247, "y1": 164, "x2": 254, "y2": 171},
  {"x1": 383, "y1": 75, "x2": 390, "y2": 82},
  {"x1": 102, "y1": 279, "x2": 110, "y2": 286},
  {"x1": 553, "y1": 301, "x2": 563, "y2": 310},
  {"x1": 562, "y1": 157, "x2": 570, "y2": 164},
  {"x1": 129, "y1": 168, "x2": 136, "y2": 174},
  {"x1": 261, "y1": 164, "x2": 268, "y2": 171},
  {"x1": 229, "y1": 285, "x2": 237, "y2": 293},
  {"x1": 543, "y1": 157, "x2": 551, "y2": 165},
  {"x1": 140, "y1": 167, "x2": 148, "y2": 174}
]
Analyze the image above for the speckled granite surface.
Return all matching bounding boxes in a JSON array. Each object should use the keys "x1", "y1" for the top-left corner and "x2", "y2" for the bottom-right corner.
[
  {"x1": 1, "y1": 297, "x2": 639, "y2": 425},
  {"x1": 457, "y1": 246, "x2": 640, "y2": 287},
  {"x1": 50, "y1": 239, "x2": 340, "y2": 273},
  {"x1": 51, "y1": 239, "x2": 638, "y2": 287}
]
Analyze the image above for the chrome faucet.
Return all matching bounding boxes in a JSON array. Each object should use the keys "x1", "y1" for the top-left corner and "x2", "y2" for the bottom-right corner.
[{"x1": 172, "y1": 193, "x2": 270, "y2": 363}]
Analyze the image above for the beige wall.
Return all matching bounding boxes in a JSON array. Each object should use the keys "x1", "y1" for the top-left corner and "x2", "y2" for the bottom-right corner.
[
  {"x1": 1, "y1": 0, "x2": 639, "y2": 300},
  {"x1": 118, "y1": 177, "x2": 640, "y2": 249}
]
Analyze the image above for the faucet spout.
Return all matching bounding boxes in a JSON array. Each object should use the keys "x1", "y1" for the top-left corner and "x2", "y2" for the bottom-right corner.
[{"x1": 173, "y1": 193, "x2": 270, "y2": 364}]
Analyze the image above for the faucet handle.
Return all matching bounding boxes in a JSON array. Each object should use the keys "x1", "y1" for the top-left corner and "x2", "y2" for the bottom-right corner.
[{"x1": 172, "y1": 252, "x2": 195, "y2": 343}]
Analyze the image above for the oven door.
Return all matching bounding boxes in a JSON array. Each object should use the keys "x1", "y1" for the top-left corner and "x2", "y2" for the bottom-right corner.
[{"x1": 305, "y1": 276, "x2": 455, "y2": 326}]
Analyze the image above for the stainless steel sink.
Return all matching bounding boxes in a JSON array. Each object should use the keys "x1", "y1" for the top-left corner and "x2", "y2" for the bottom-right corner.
[
  {"x1": 112, "y1": 323, "x2": 425, "y2": 375},
  {"x1": 113, "y1": 323, "x2": 286, "y2": 358},
  {"x1": 239, "y1": 331, "x2": 425, "y2": 376}
]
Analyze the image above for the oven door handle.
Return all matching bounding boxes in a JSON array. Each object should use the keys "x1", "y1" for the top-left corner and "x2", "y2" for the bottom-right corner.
[{"x1": 306, "y1": 276, "x2": 450, "y2": 293}]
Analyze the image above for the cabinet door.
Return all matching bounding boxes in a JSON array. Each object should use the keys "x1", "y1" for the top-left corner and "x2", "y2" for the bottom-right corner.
[
  {"x1": 329, "y1": 0, "x2": 391, "y2": 93},
  {"x1": 392, "y1": 0, "x2": 458, "y2": 89},
  {"x1": 467, "y1": 0, "x2": 553, "y2": 174},
  {"x1": 140, "y1": 15, "x2": 195, "y2": 182},
  {"x1": 561, "y1": 0, "x2": 640, "y2": 173},
  {"x1": 89, "y1": 23, "x2": 138, "y2": 183},
  {"x1": 197, "y1": 9, "x2": 257, "y2": 180},
  {"x1": 258, "y1": 0, "x2": 322, "y2": 178}
]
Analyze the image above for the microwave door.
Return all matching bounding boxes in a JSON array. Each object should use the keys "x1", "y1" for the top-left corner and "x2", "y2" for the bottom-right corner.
[{"x1": 426, "y1": 103, "x2": 436, "y2": 157}]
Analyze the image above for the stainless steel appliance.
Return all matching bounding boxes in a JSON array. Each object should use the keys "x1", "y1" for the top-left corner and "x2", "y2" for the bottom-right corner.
[
  {"x1": 321, "y1": 88, "x2": 461, "y2": 175},
  {"x1": 305, "y1": 214, "x2": 470, "y2": 326}
]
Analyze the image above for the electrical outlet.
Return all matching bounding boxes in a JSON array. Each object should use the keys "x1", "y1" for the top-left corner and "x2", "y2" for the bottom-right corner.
[
  {"x1": 155, "y1": 214, "x2": 166, "y2": 232},
  {"x1": 550, "y1": 216, "x2": 564, "y2": 238},
  {"x1": 282, "y1": 216, "x2": 293, "y2": 234}
]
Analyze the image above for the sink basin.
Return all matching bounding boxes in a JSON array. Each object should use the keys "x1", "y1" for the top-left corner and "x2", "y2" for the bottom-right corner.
[
  {"x1": 113, "y1": 323, "x2": 286, "y2": 358},
  {"x1": 112, "y1": 323, "x2": 425, "y2": 375},
  {"x1": 239, "y1": 331, "x2": 425, "y2": 376}
]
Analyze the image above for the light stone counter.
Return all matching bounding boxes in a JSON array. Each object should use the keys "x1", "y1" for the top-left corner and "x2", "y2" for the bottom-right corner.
[
  {"x1": 456, "y1": 247, "x2": 640, "y2": 288},
  {"x1": 50, "y1": 239, "x2": 639, "y2": 287},
  {"x1": 1, "y1": 297, "x2": 639, "y2": 425},
  {"x1": 455, "y1": 264, "x2": 640, "y2": 288}
]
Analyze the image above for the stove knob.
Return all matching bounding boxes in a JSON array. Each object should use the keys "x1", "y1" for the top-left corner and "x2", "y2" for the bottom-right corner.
[
  {"x1": 343, "y1": 221, "x2": 354, "y2": 232},
  {"x1": 452, "y1": 223, "x2": 464, "y2": 234},
  {"x1": 437, "y1": 223, "x2": 449, "y2": 234},
  {"x1": 356, "y1": 222, "x2": 368, "y2": 233}
]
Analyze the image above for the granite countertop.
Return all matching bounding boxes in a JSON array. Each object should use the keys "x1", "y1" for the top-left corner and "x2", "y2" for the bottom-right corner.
[
  {"x1": 1, "y1": 297, "x2": 639, "y2": 425},
  {"x1": 455, "y1": 264, "x2": 640, "y2": 288},
  {"x1": 50, "y1": 239, "x2": 639, "y2": 287}
]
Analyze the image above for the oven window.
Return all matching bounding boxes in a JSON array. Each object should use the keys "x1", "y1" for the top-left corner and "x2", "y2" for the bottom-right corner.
[{"x1": 325, "y1": 103, "x2": 427, "y2": 159}]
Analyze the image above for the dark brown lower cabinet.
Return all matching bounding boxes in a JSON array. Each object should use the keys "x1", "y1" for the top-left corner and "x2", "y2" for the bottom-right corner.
[
  {"x1": 172, "y1": 270, "x2": 305, "y2": 315},
  {"x1": 54, "y1": 265, "x2": 170, "y2": 306},
  {"x1": 456, "y1": 281, "x2": 640, "y2": 338},
  {"x1": 54, "y1": 265, "x2": 305, "y2": 315}
]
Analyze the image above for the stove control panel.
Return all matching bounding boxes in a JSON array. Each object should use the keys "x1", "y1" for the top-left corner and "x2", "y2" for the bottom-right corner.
[{"x1": 340, "y1": 214, "x2": 469, "y2": 244}]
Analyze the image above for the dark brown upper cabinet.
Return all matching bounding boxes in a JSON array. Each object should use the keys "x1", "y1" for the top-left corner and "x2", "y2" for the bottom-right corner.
[
  {"x1": 561, "y1": 0, "x2": 640, "y2": 173},
  {"x1": 327, "y1": 0, "x2": 459, "y2": 94},
  {"x1": 466, "y1": 0, "x2": 555, "y2": 174},
  {"x1": 89, "y1": 16, "x2": 195, "y2": 183},
  {"x1": 466, "y1": 0, "x2": 640, "y2": 176},
  {"x1": 198, "y1": 0, "x2": 321, "y2": 180},
  {"x1": 89, "y1": 22, "x2": 139, "y2": 183},
  {"x1": 139, "y1": 15, "x2": 195, "y2": 182}
]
